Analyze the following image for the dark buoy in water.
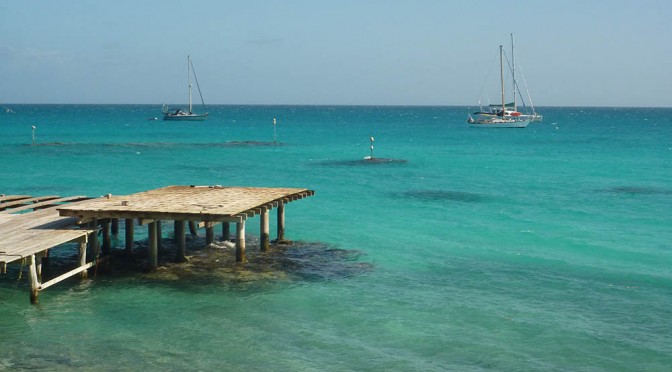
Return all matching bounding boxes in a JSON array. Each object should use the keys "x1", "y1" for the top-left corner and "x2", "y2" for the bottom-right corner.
[
  {"x1": 318, "y1": 136, "x2": 407, "y2": 166},
  {"x1": 363, "y1": 136, "x2": 375, "y2": 160},
  {"x1": 361, "y1": 136, "x2": 407, "y2": 164}
]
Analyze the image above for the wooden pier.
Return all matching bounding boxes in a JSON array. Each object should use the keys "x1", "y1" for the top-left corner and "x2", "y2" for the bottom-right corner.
[
  {"x1": 0, "y1": 195, "x2": 94, "y2": 304},
  {"x1": 1, "y1": 185, "x2": 314, "y2": 304}
]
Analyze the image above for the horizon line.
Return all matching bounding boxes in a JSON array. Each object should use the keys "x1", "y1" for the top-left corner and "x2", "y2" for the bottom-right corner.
[{"x1": 3, "y1": 103, "x2": 672, "y2": 109}]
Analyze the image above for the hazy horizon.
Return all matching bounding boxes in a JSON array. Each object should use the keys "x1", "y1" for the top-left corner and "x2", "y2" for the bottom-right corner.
[{"x1": 2, "y1": 1, "x2": 671, "y2": 108}]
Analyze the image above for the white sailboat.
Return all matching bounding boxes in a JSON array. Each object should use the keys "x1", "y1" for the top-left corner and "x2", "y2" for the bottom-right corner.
[
  {"x1": 163, "y1": 55, "x2": 208, "y2": 121},
  {"x1": 509, "y1": 34, "x2": 543, "y2": 123},
  {"x1": 467, "y1": 44, "x2": 530, "y2": 128}
]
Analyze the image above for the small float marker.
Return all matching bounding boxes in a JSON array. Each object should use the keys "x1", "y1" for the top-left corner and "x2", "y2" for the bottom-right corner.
[
  {"x1": 369, "y1": 136, "x2": 375, "y2": 159},
  {"x1": 273, "y1": 118, "x2": 278, "y2": 143}
]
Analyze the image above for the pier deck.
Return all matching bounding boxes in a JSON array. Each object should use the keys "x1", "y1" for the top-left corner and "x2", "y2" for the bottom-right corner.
[
  {"x1": 0, "y1": 195, "x2": 92, "y2": 264},
  {"x1": 0, "y1": 195, "x2": 94, "y2": 303},
  {"x1": 58, "y1": 185, "x2": 314, "y2": 266},
  {"x1": 2, "y1": 185, "x2": 314, "y2": 304},
  {"x1": 58, "y1": 185, "x2": 313, "y2": 224}
]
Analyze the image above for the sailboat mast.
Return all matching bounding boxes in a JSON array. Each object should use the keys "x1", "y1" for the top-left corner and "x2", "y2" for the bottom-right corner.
[
  {"x1": 511, "y1": 33, "x2": 516, "y2": 111},
  {"x1": 187, "y1": 55, "x2": 193, "y2": 114},
  {"x1": 500, "y1": 45, "x2": 505, "y2": 114}
]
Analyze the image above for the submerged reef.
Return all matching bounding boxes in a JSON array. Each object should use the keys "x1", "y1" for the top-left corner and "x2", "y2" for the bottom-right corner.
[{"x1": 104, "y1": 234, "x2": 372, "y2": 286}]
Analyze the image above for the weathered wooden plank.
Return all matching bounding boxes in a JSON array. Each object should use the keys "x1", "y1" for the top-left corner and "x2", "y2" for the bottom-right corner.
[
  {"x1": 0, "y1": 196, "x2": 91, "y2": 214},
  {"x1": 0, "y1": 203, "x2": 93, "y2": 263},
  {"x1": 0, "y1": 196, "x2": 61, "y2": 211},
  {"x1": 0, "y1": 214, "x2": 17, "y2": 223},
  {"x1": 39, "y1": 260, "x2": 96, "y2": 290},
  {"x1": 0, "y1": 215, "x2": 82, "y2": 233},
  {"x1": 57, "y1": 186, "x2": 314, "y2": 222},
  {"x1": 0, "y1": 195, "x2": 31, "y2": 203},
  {"x1": 0, "y1": 229, "x2": 92, "y2": 257}
]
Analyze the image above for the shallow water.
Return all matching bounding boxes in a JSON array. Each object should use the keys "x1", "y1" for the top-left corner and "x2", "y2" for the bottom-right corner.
[{"x1": 1, "y1": 105, "x2": 671, "y2": 370}]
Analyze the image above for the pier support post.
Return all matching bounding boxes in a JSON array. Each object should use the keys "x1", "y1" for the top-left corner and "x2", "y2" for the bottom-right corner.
[
  {"x1": 148, "y1": 221, "x2": 158, "y2": 269},
  {"x1": 111, "y1": 218, "x2": 119, "y2": 235},
  {"x1": 222, "y1": 222, "x2": 230, "y2": 241},
  {"x1": 206, "y1": 222, "x2": 214, "y2": 246},
  {"x1": 102, "y1": 220, "x2": 111, "y2": 255},
  {"x1": 28, "y1": 254, "x2": 39, "y2": 304},
  {"x1": 277, "y1": 203, "x2": 285, "y2": 242},
  {"x1": 78, "y1": 237, "x2": 88, "y2": 280},
  {"x1": 90, "y1": 218, "x2": 99, "y2": 259},
  {"x1": 174, "y1": 220, "x2": 187, "y2": 263},
  {"x1": 42, "y1": 248, "x2": 50, "y2": 266},
  {"x1": 157, "y1": 220, "x2": 163, "y2": 250},
  {"x1": 35, "y1": 251, "x2": 44, "y2": 282},
  {"x1": 188, "y1": 221, "x2": 198, "y2": 237},
  {"x1": 236, "y1": 221, "x2": 246, "y2": 263},
  {"x1": 260, "y1": 209, "x2": 269, "y2": 252},
  {"x1": 125, "y1": 219, "x2": 134, "y2": 254}
]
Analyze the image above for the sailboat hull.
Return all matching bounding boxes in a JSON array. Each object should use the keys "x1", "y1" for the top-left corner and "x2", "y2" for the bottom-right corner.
[
  {"x1": 163, "y1": 113, "x2": 208, "y2": 121},
  {"x1": 467, "y1": 119, "x2": 530, "y2": 128}
]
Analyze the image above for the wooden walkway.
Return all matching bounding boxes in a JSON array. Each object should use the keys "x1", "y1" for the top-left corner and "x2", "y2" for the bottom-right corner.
[
  {"x1": 2, "y1": 186, "x2": 314, "y2": 304},
  {"x1": 0, "y1": 195, "x2": 94, "y2": 303}
]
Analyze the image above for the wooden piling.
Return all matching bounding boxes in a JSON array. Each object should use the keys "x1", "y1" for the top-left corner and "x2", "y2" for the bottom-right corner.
[
  {"x1": 174, "y1": 220, "x2": 187, "y2": 263},
  {"x1": 102, "y1": 220, "x2": 111, "y2": 255},
  {"x1": 148, "y1": 221, "x2": 158, "y2": 269},
  {"x1": 188, "y1": 221, "x2": 198, "y2": 236},
  {"x1": 260, "y1": 209, "x2": 269, "y2": 251},
  {"x1": 29, "y1": 254, "x2": 39, "y2": 304},
  {"x1": 125, "y1": 218, "x2": 134, "y2": 254},
  {"x1": 78, "y1": 237, "x2": 88, "y2": 279},
  {"x1": 111, "y1": 218, "x2": 119, "y2": 235},
  {"x1": 277, "y1": 203, "x2": 285, "y2": 242},
  {"x1": 236, "y1": 221, "x2": 246, "y2": 263},
  {"x1": 42, "y1": 249, "x2": 50, "y2": 266},
  {"x1": 36, "y1": 251, "x2": 44, "y2": 282},
  {"x1": 222, "y1": 222, "x2": 230, "y2": 241},
  {"x1": 206, "y1": 222, "x2": 214, "y2": 245},
  {"x1": 90, "y1": 218, "x2": 99, "y2": 260},
  {"x1": 157, "y1": 220, "x2": 163, "y2": 250}
]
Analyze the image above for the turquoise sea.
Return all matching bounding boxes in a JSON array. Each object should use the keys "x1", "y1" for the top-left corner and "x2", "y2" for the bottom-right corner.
[{"x1": 1, "y1": 105, "x2": 671, "y2": 370}]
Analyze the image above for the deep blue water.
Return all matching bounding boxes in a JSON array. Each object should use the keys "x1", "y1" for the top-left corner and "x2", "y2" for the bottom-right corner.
[{"x1": 1, "y1": 105, "x2": 671, "y2": 370}]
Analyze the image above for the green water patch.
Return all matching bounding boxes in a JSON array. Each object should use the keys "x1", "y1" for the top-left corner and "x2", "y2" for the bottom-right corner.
[
  {"x1": 394, "y1": 189, "x2": 487, "y2": 203},
  {"x1": 317, "y1": 157, "x2": 408, "y2": 166},
  {"x1": 598, "y1": 186, "x2": 672, "y2": 196},
  {"x1": 20, "y1": 141, "x2": 285, "y2": 149},
  {"x1": 217, "y1": 141, "x2": 284, "y2": 147}
]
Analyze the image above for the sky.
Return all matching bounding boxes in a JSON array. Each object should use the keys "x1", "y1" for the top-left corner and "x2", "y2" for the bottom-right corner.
[{"x1": 1, "y1": 0, "x2": 671, "y2": 107}]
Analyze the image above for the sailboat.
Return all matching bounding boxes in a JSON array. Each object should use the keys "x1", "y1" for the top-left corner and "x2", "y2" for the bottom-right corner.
[
  {"x1": 508, "y1": 34, "x2": 543, "y2": 123},
  {"x1": 163, "y1": 55, "x2": 208, "y2": 121},
  {"x1": 467, "y1": 44, "x2": 530, "y2": 128}
]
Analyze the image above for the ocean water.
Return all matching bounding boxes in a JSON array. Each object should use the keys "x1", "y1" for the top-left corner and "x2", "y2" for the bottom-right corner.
[{"x1": 1, "y1": 104, "x2": 671, "y2": 370}]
